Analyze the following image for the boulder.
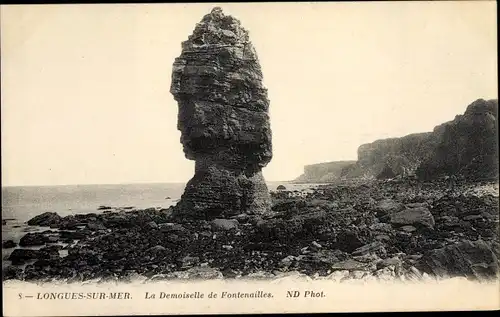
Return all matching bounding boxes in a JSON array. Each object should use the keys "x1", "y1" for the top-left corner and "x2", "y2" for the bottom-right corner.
[
  {"x1": 375, "y1": 199, "x2": 404, "y2": 217},
  {"x1": 405, "y1": 202, "x2": 429, "y2": 209},
  {"x1": 369, "y1": 223, "x2": 393, "y2": 233},
  {"x1": 45, "y1": 235, "x2": 60, "y2": 243},
  {"x1": 352, "y1": 252, "x2": 381, "y2": 264},
  {"x1": 8, "y1": 249, "x2": 40, "y2": 265},
  {"x1": 301, "y1": 249, "x2": 339, "y2": 266},
  {"x1": 19, "y1": 233, "x2": 46, "y2": 246},
  {"x1": 97, "y1": 206, "x2": 112, "y2": 210},
  {"x1": 2, "y1": 265, "x2": 23, "y2": 280},
  {"x1": 390, "y1": 207, "x2": 435, "y2": 229},
  {"x1": 331, "y1": 259, "x2": 370, "y2": 271},
  {"x1": 57, "y1": 215, "x2": 80, "y2": 230},
  {"x1": 417, "y1": 240, "x2": 499, "y2": 280},
  {"x1": 326, "y1": 270, "x2": 350, "y2": 282},
  {"x1": 102, "y1": 214, "x2": 134, "y2": 228},
  {"x1": 38, "y1": 246, "x2": 61, "y2": 261},
  {"x1": 177, "y1": 256, "x2": 200, "y2": 269},
  {"x1": 211, "y1": 218, "x2": 239, "y2": 231},
  {"x1": 271, "y1": 199, "x2": 307, "y2": 212},
  {"x1": 376, "y1": 257, "x2": 403, "y2": 270},
  {"x1": 2, "y1": 240, "x2": 17, "y2": 249},
  {"x1": 334, "y1": 229, "x2": 364, "y2": 253},
  {"x1": 87, "y1": 221, "x2": 107, "y2": 231},
  {"x1": 374, "y1": 234, "x2": 391, "y2": 242},
  {"x1": 147, "y1": 245, "x2": 167, "y2": 253},
  {"x1": 158, "y1": 223, "x2": 188, "y2": 233},
  {"x1": 439, "y1": 215, "x2": 461, "y2": 228},
  {"x1": 279, "y1": 255, "x2": 297, "y2": 268},
  {"x1": 27, "y1": 212, "x2": 62, "y2": 227},
  {"x1": 59, "y1": 230, "x2": 88, "y2": 240},
  {"x1": 375, "y1": 266, "x2": 397, "y2": 281},
  {"x1": 463, "y1": 215, "x2": 483, "y2": 221},
  {"x1": 400, "y1": 225, "x2": 417, "y2": 233},
  {"x1": 352, "y1": 241, "x2": 386, "y2": 256},
  {"x1": 146, "y1": 221, "x2": 159, "y2": 230}
]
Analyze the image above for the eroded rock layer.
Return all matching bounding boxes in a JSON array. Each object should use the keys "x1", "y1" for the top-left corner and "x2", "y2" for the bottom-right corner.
[
  {"x1": 295, "y1": 98, "x2": 499, "y2": 182},
  {"x1": 170, "y1": 7, "x2": 272, "y2": 219}
]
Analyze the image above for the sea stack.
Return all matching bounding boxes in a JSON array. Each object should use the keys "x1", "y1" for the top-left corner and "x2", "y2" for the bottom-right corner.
[{"x1": 170, "y1": 7, "x2": 272, "y2": 219}]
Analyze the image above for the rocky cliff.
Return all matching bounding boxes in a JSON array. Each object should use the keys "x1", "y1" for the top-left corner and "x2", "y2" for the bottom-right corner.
[
  {"x1": 295, "y1": 132, "x2": 438, "y2": 182},
  {"x1": 295, "y1": 161, "x2": 356, "y2": 183},
  {"x1": 417, "y1": 99, "x2": 499, "y2": 180},
  {"x1": 295, "y1": 99, "x2": 498, "y2": 183},
  {"x1": 170, "y1": 7, "x2": 273, "y2": 219},
  {"x1": 348, "y1": 132, "x2": 438, "y2": 179}
]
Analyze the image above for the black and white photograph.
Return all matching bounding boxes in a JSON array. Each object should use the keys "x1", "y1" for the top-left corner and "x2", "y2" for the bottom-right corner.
[{"x1": 2, "y1": 1, "x2": 499, "y2": 315}]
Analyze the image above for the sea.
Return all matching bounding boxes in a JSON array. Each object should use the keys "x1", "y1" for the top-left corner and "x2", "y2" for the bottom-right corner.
[
  {"x1": 2, "y1": 181, "x2": 320, "y2": 267},
  {"x1": 0, "y1": 181, "x2": 321, "y2": 222}
]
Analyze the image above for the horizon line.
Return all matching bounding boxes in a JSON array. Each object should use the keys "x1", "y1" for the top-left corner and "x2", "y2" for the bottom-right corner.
[{"x1": 1, "y1": 179, "x2": 295, "y2": 188}]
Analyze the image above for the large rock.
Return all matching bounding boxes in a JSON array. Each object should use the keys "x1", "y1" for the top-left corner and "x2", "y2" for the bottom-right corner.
[
  {"x1": 352, "y1": 241, "x2": 386, "y2": 256},
  {"x1": 375, "y1": 199, "x2": 404, "y2": 216},
  {"x1": 211, "y1": 218, "x2": 239, "y2": 231},
  {"x1": 2, "y1": 240, "x2": 17, "y2": 249},
  {"x1": 8, "y1": 249, "x2": 40, "y2": 265},
  {"x1": 170, "y1": 7, "x2": 272, "y2": 219},
  {"x1": 301, "y1": 249, "x2": 339, "y2": 267},
  {"x1": 27, "y1": 212, "x2": 62, "y2": 227},
  {"x1": 417, "y1": 240, "x2": 499, "y2": 280},
  {"x1": 330, "y1": 259, "x2": 370, "y2": 271},
  {"x1": 334, "y1": 229, "x2": 365, "y2": 253},
  {"x1": 3, "y1": 266, "x2": 24, "y2": 280},
  {"x1": 19, "y1": 233, "x2": 47, "y2": 246},
  {"x1": 390, "y1": 207, "x2": 435, "y2": 229},
  {"x1": 417, "y1": 99, "x2": 498, "y2": 180}
]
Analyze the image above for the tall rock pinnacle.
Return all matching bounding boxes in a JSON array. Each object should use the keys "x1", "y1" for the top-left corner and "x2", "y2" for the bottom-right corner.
[{"x1": 170, "y1": 7, "x2": 273, "y2": 219}]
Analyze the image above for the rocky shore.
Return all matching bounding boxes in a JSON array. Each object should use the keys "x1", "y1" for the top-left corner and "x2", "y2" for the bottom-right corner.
[{"x1": 2, "y1": 178, "x2": 498, "y2": 283}]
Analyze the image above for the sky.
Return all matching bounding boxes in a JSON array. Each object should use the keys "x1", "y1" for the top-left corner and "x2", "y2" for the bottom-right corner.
[{"x1": 1, "y1": 2, "x2": 498, "y2": 186}]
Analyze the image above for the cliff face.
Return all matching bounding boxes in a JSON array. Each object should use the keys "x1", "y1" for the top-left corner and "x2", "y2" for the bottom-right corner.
[
  {"x1": 417, "y1": 99, "x2": 499, "y2": 180},
  {"x1": 295, "y1": 161, "x2": 357, "y2": 183},
  {"x1": 295, "y1": 99, "x2": 498, "y2": 183},
  {"x1": 170, "y1": 7, "x2": 272, "y2": 219},
  {"x1": 350, "y1": 132, "x2": 438, "y2": 179},
  {"x1": 296, "y1": 133, "x2": 437, "y2": 182}
]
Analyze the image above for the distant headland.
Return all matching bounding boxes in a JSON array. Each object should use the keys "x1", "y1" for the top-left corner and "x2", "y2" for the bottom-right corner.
[{"x1": 294, "y1": 98, "x2": 499, "y2": 183}]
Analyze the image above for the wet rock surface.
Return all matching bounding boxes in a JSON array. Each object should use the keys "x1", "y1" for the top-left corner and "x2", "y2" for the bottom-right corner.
[
  {"x1": 2, "y1": 240, "x2": 17, "y2": 249},
  {"x1": 390, "y1": 207, "x2": 435, "y2": 229},
  {"x1": 3, "y1": 178, "x2": 498, "y2": 283},
  {"x1": 26, "y1": 212, "x2": 62, "y2": 227},
  {"x1": 416, "y1": 239, "x2": 499, "y2": 280},
  {"x1": 170, "y1": 7, "x2": 273, "y2": 220}
]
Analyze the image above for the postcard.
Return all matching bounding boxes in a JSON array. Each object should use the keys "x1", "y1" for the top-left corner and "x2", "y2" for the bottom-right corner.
[{"x1": 1, "y1": 2, "x2": 499, "y2": 315}]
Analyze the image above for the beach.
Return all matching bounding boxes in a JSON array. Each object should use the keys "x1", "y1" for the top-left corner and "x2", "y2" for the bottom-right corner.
[{"x1": 2, "y1": 178, "x2": 498, "y2": 283}]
